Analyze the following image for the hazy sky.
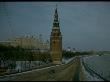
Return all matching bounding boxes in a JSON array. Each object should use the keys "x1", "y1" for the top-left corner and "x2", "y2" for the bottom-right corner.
[{"x1": 0, "y1": 2, "x2": 110, "y2": 51}]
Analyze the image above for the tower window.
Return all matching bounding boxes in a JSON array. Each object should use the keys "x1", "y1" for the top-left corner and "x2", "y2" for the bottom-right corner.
[{"x1": 53, "y1": 41, "x2": 55, "y2": 44}]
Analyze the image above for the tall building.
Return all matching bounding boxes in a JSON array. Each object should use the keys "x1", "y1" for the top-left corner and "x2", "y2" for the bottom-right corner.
[{"x1": 50, "y1": 5, "x2": 62, "y2": 64}]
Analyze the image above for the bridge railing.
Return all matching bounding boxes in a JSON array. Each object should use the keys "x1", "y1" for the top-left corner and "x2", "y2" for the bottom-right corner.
[{"x1": 82, "y1": 59, "x2": 109, "y2": 81}]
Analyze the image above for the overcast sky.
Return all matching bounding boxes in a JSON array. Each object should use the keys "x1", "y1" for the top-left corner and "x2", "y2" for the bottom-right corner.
[{"x1": 0, "y1": 2, "x2": 110, "y2": 51}]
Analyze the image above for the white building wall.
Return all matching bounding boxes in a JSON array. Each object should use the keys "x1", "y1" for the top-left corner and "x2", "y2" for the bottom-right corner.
[{"x1": 0, "y1": 35, "x2": 49, "y2": 51}]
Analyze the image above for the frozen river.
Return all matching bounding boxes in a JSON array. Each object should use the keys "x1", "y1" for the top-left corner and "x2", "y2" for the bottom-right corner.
[{"x1": 83, "y1": 54, "x2": 110, "y2": 81}]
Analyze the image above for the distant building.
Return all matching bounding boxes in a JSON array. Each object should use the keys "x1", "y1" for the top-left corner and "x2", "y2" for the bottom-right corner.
[
  {"x1": 67, "y1": 47, "x2": 71, "y2": 52},
  {"x1": 0, "y1": 35, "x2": 49, "y2": 52},
  {"x1": 72, "y1": 48, "x2": 76, "y2": 52}
]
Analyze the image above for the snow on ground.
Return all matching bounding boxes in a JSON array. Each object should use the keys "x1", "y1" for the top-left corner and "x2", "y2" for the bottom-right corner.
[
  {"x1": 83, "y1": 54, "x2": 110, "y2": 81},
  {"x1": 62, "y1": 57, "x2": 75, "y2": 64}
]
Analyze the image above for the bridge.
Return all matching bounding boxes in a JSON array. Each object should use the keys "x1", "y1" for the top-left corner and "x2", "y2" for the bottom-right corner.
[{"x1": 0, "y1": 56, "x2": 109, "y2": 81}]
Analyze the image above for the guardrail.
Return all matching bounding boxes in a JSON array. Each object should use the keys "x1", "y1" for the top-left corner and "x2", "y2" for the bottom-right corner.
[{"x1": 82, "y1": 59, "x2": 109, "y2": 81}]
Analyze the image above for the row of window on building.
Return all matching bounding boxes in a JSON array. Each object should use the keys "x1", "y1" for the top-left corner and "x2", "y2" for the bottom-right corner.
[{"x1": 0, "y1": 35, "x2": 49, "y2": 50}]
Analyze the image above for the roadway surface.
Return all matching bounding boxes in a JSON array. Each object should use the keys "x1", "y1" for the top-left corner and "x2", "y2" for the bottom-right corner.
[{"x1": 72, "y1": 57, "x2": 81, "y2": 81}]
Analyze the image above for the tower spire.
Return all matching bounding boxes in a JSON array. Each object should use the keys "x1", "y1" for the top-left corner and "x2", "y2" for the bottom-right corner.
[
  {"x1": 54, "y1": 5, "x2": 58, "y2": 22},
  {"x1": 53, "y1": 4, "x2": 59, "y2": 28}
]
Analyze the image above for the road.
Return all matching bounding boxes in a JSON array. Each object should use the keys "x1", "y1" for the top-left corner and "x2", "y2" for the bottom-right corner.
[{"x1": 72, "y1": 57, "x2": 81, "y2": 81}]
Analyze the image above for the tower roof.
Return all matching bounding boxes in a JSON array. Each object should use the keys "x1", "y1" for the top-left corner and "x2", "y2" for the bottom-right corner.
[
  {"x1": 54, "y1": 4, "x2": 58, "y2": 22},
  {"x1": 53, "y1": 4, "x2": 60, "y2": 28}
]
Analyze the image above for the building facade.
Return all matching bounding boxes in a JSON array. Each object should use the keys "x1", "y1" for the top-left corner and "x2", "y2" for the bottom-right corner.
[
  {"x1": 0, "y1": 35, "x2": 49, "y2": 52},
  {"x1": 50, "y1": 6, "x2": 62, "y2": 64}
]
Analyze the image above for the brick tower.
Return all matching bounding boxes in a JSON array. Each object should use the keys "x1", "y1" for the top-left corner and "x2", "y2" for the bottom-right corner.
[{"x1": 50, "y1": 5, "x2": 62, "y2": 64}]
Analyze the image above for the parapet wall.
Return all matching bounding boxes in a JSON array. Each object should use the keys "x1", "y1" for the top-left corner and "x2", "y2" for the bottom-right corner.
[{"x1": 0, "y1": 57, "x2": 80, "y2": 81}]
